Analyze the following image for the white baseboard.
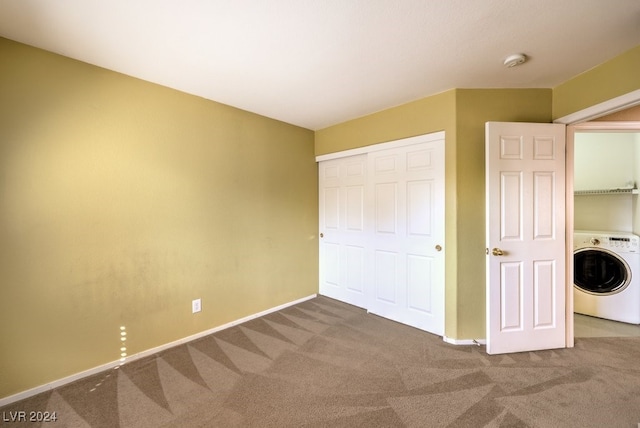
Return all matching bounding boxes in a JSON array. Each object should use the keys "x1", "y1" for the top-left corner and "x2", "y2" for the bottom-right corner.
[
  {"x1": 0, "y1": 294, "x2": 317, "y2": 407},
  {"x1": 443, "y1": 336, "x2": 486, "y2": 346}
]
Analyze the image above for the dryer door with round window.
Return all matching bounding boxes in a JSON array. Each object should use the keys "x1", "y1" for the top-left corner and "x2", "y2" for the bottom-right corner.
[{"x1": 574, "y1": 248, "x2": 631, "y2": 295}]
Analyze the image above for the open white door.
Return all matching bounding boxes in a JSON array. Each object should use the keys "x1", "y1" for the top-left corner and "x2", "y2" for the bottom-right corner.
[{"x1": 486, "y1": 122, "x2": 566, "y2": 354}]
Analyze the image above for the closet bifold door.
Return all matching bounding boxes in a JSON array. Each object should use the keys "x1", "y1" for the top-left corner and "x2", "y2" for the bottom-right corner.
[{"x1": 318, "y1": 133, "x2": 445, "y2": 336}]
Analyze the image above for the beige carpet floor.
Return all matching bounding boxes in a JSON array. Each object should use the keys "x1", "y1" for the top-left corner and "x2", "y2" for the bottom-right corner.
[{"x1": 2, "y1": 296, "x2": 640, "y2": 427}]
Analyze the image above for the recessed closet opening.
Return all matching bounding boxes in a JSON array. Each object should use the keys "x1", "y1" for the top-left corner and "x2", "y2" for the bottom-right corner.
[{"x1": 569, "y1": 113, "x2": 640, "y2": 338}]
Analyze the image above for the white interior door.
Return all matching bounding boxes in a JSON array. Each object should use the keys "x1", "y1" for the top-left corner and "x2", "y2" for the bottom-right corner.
[
  {"x1": 367, "y1": 141, "x2": 445, "y2": 335},
  {"x1": 486, "y1": 122, "x2": 566, "y2": 354},
  {"x1": 319, "y1": 154, "x2": 368, "y2": 308}
]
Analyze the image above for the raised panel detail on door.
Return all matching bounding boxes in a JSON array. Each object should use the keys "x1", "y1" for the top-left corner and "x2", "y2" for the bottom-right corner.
[
  {"x1": 324, "y1": 165, "x2": 339, "y2": 179},
  {"x1": 533, "y1": 137, "x2": 555, "y2": 159},
  {"x1": 346, "y1": 161, "x2": 365, "y2": 177},
  {"x1": 533, "y1": 260, "x2": 556, "y2": 328},
  {"x1": 375, "y1": 183, "x2": 397, "y2": 234},
  {"x1": 323, "y1": 187, "x2": 339, "y2": 230},
  {"x1": 407, "y1": 149, "x2": 431, "y2": 170},
  {"x1": 407, "y1": 180, "x2": 432, "y2": 237},
  {"x1": 501, "y1": 172, "x2": 523, "y2": 241},
  {"x1": 375, "y1": 250, "x2": 398, "y2": 304},
  {"x1": 323, "y1": 243, "x2": 340, "y2": 288},
  {"x1": 345, "y1": 245, "x2": 365, "y2": 293},
  {"x1": 375, "y1": 155, "x2": 397, "y2": 173},
  {"x1": 346, "y1": 185, "x2": 364, "y2": 231},
  {"x1": 533, "y1": 172, "x2": 555, "y2": 239},
  {"x1": 501, "y1": 136, "x2": 523, "y2": 159},
  {"x1": 500, "y1": 262, "x2": 523, "y2": 331},
  {"x1": 407, "y1": 254, "x2": 432, "y2": 313}
]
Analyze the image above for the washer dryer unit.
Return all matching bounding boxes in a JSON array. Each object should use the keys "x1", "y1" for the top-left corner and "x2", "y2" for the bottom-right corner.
[{"x1": 574, "y1": 230, "x2": 640, "y2": 324}]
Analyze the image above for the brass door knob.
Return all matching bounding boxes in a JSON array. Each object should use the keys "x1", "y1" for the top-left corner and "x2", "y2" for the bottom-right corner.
[
  {"x1": 491, "y1": 248, "x2": 504, "y2": 256},
  {"x1": 435, "y1": 245, "x2": 442, "y2": 252}
]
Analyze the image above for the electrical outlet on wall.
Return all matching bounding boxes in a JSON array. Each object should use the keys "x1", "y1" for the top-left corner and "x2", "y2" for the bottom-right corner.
[{"x1": 192, "y1": 298, "x2": 202, "y2": 313}]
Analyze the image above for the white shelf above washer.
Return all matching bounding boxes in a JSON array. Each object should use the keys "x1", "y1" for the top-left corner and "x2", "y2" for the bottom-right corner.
[{"x1": 574, "y1": 188, "x2": 639, "y2": 196}]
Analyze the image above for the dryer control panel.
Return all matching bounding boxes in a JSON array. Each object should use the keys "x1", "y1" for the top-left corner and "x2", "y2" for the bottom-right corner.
[{"x1": 574, "y1": 231, "x2": 640, "y2": 253}]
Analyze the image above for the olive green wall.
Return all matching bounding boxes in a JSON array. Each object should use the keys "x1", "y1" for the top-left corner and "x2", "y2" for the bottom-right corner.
[
  {"x1": 314, "y1": 91, "x2": 456, "y2": 156},
  {"x1": 553, "y1": 45, "x2": 640, "y2": 120},
  {"x1": 454, "y1": 89, "x2": 552, "y2": 338},
  {"x1": 316, "y1": 89, "x2": 551, "y2": 341},
  {"x1": 0, "y1": 38, "x2": 318, "y2": 399}
]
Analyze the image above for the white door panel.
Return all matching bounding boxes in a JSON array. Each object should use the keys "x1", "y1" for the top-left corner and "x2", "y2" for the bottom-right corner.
[
  {"x1": 375, "y1": 250, "x2": 398, "y2": 304},
  {"x1": 319, "y1": 154, "x2": 368, "y2": 308},
  {"x1": 486, "y1": 122, "x2": 566, "y2": 354},
  {"x1": 346, "y1": 186, "x2": 364, "y2": 231},
  {"x1": 407, "y1": 180, "x2": 432, "y2": 236},
  {"x1": 375, "y1": 182, "x2": 398, "y2": 234},
  {"x1": 345, "y1": 245, "x2": 365, "y2": 293},
  {"x1": 407, "y1": 254, "x2": 433, "y2": 313},
  {"x1": 368, "y1": 141, "x2": 445, "y2": 335}
]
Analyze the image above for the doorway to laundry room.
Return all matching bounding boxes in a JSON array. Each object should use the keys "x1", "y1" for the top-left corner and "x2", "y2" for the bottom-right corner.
[{"x1": 571, "y1": 110, "x2": 640, "y2": 338}]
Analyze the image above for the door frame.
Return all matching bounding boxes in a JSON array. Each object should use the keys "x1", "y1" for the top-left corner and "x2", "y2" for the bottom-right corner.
[
  {"x1": 555, "y1": 89, "x2": 640, "y2": 347},
  {"x1": 315, "y1": 131, "x2": 445, "y2": 162}
]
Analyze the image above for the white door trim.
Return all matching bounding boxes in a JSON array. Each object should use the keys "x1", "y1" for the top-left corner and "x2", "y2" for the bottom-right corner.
[
  {"x1": 565, "y1": 118, "x2": 640, "y2": 347},
  {"x1": 554, "y1": 89, "x2": 640, "y2": 125},
  {"x1": 315, "y1": 131, "x2": 445, "y2": 162},
  {"x1": 562, "y1": 89, "x2": 640, "y2": 348}
]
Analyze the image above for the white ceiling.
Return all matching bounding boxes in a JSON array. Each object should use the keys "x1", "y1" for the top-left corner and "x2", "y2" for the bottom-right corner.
[{"x1": 1, "y1": 1, "x2": 639, "y2": 130}]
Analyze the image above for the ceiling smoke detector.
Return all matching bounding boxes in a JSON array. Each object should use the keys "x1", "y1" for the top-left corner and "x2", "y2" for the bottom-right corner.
[{"x1": 503, "y1": 53, "x2": 527, "y2": 68}]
